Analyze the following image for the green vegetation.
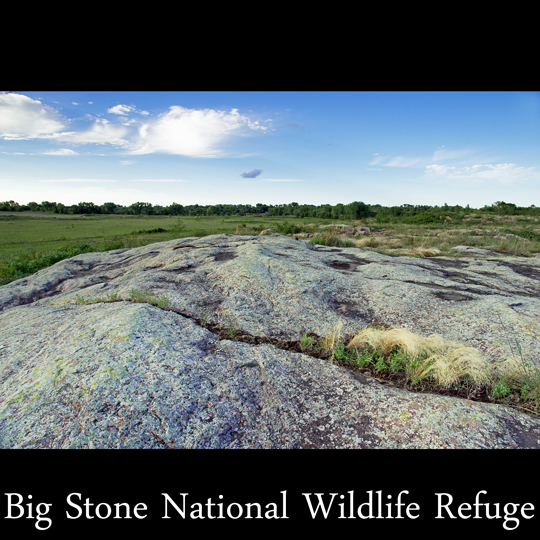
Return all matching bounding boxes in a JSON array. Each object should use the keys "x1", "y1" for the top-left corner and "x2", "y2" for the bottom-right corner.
[
  {"x1": 320, "y1": 324, "x2": 540, "y2": 416},
  {"x1": 75, "y1": 291, "x2": 121, "y2": 304},
  {"x1": 2, "y1": 198, "x2": 539, "y2": 219},
  {"x1": 309, "y1": 231, "x2": 356, "y2": 248},
  {"x1": 300, "y1": 332, "x2": 316, "y2": 351},
  {"x1": 74, "y1": 289, "x2": 171, "y2": 310},
  {"x1": 129, "y1": 289, "x2": 171, "y2": 310},
  {"x1": 1, "y1": 198, "x2": 540, "y2": 287}
]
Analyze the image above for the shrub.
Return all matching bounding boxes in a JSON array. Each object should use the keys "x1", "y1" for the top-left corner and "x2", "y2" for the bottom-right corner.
[
  {"x1": 276, "y1": 221, "x2": 301, "y2": 235},
  {"x1": 310, "y1": 232, "x2": 355, "y2": 248}
]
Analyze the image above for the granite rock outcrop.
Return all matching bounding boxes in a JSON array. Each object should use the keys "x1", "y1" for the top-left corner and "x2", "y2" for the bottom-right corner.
[{"x1": 1, "y1": 234, "x2": 540, "y2": 448}]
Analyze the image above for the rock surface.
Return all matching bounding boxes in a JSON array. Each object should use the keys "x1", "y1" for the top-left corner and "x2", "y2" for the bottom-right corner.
[{"x1": 1, "y1": 234, "x2": 540, "y2": 448}]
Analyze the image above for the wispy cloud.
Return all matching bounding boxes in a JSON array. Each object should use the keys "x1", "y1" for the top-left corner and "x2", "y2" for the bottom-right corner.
[
  {"x1": 107, "y1": 104, "x2": 149, "y2": 116},
  {"x1": 54, "y1": 118, "x2": 130, "y2": 145},
  {"x1": 431, "y1": 147, "x2": 475, "y2": 161},
  {"x1": 240, "y1": 169, "x2": 262, "y2": 178},
  {"x1": 424, "y1": 163, "x2": 540, "y2": 184},
  {"x1": 386, "y1": 156, "x2": 424, "y2": 167},
  {"x1": 371, "y1": 145, "x2": 540, "y2": 185},
  {"x1": 42, "y1": 148, "x2": 78, "y2": 156},
  {"x1": 370, "y1": 154, "x2": 425, "y2": 168}
]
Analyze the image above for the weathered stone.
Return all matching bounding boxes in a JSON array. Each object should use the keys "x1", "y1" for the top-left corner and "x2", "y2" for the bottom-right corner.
[
  {"x1": 451, "y1": 245, "x2": 503, "y2": 256},
  {"x1": 2, "y1": 234, "x2": 540, "y2": 448},
  {"x1": 319, "y1": 224, "x2": 355, "y2": 231}
]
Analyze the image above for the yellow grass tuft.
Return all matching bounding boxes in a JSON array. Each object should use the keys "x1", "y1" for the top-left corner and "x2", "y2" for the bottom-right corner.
[
  {"x1": 425, "y1": 347, "x2": 492, "y2": 387},
  {"x1": 322, "y1": 320, "x2": 344, "y2": 353},
  {"x1": 411, "y1": 247, "x2": 442, "y2": 257},
  {"x1": 346, "y1": 326, "x2": 495, "y2": 388},
  {"x1": 348, "y1": 326, "x2": 445, "y2": 358}
]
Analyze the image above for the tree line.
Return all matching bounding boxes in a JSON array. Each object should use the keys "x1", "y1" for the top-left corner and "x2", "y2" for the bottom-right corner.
[{"x1": 1, "y1": 199, "x2": 538, "y2": 221}]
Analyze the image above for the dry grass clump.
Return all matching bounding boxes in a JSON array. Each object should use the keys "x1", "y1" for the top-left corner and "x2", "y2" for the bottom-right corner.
[
  {"x1": 407, "y1": 247, "x2": 442, "y2": 258},
  {"x1": 322, "y1": 320, "x2": 345, "y2": 354},
  {"x1": 347, "y1": 326, "x2": 493, "y2": 388},
  {"x1": 354, "y1": 237, "x2": 382, "y2": 248}
]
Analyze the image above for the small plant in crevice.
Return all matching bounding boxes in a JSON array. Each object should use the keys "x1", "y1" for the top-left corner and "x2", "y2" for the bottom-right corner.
[
  {"x1": 355, "y1": 350, "x2": 373, "y2": 368},
  {"x1": 491, "y1": 377, "x2": 512, "y2": 399},
  {"x1": 74, "y1": 291, "x2": 122, "y2": 305},
  {"x1": 300, "y1": 332, "x2": 315, "y2": 351},
  {"x1": 129, "y1": 289, "x2": 171, "y2": 310}
]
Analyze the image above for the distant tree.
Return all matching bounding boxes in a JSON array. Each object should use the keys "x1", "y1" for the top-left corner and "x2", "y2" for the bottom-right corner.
[
  {"x1": 40, "y1": 201, "x2": 56, "y2": 211},
  {"x1": 493, "y1": 201, "x2": 517, "y2": 215},
  {"x1": 167, "y1": 203, "x2": 184, "y2": 216},
  {"x1": 346, "y1": 201, "x2": 372, "y2": 220},
  {"x1": 73, "y1": 202, "x2": 101, "y2": 214},
  {"x1": 129, "y1": 202, "x2": 153, "y2": 215},
  {"x1": 100, "y1": 202, "x2": 117, "y2": 214},
  {"x1": 0, "y1": 200, "x2": 20, "y2": 211},
  {"x1": 332, "y1": 203, "x2": 344, "y2": 219}
]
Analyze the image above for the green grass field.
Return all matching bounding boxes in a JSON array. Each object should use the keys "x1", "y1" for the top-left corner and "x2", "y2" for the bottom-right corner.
[
  {"x1": 1, "y1": 211, "x2": 540, "y2": 286},
  {"x1": 0, "y1": 213, "x2": 330, "y2": 285}
]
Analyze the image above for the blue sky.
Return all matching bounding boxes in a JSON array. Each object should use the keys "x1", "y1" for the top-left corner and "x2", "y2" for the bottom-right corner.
[{"x1": 1, "y1": 91, "x2": 539, "y2": 208}]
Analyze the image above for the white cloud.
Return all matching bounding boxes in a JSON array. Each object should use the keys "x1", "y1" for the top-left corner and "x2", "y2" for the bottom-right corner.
[
  {"x1": 55, "y1": 118, "x2": 129, "y2": 145},
  {"x1": 369, "y1": 154, "x2": 425, "y2": 167},
  {"x1": 108, "y1": 104, "x2": 149, "y2": 116},
  {"x1": 1, "y1": 94, "x2": 267, "y2": 157},
  {"x1": 0, "y1": 93, "x2": 65, "y2": 139},
  {"x1": 108, "y1": 104, "x2": 134, "y2": 115},
  {"x1": 385, "y1": 156, "x2": 424, "y2": 168},
  {"x1": 128, "y1": 106, "x2": 268, "y2": 157},
  {"x1": 425, "y1": 164, "x2": 455, "y2": 175},
  {"x1": 424, "y1": 163, "x2": 540, "y2": 184},
  {"x1": 42, "y1": 148, "x2": 78, "y2": 155}
]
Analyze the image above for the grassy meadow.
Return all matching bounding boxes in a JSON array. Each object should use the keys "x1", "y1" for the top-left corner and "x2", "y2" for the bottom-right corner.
[
  {"x1": 2, "y1": 210, "x2": 540, "y2": 286},
  {"x1": 0, "y1": 212, "x2": 329, "y2": 285}
]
